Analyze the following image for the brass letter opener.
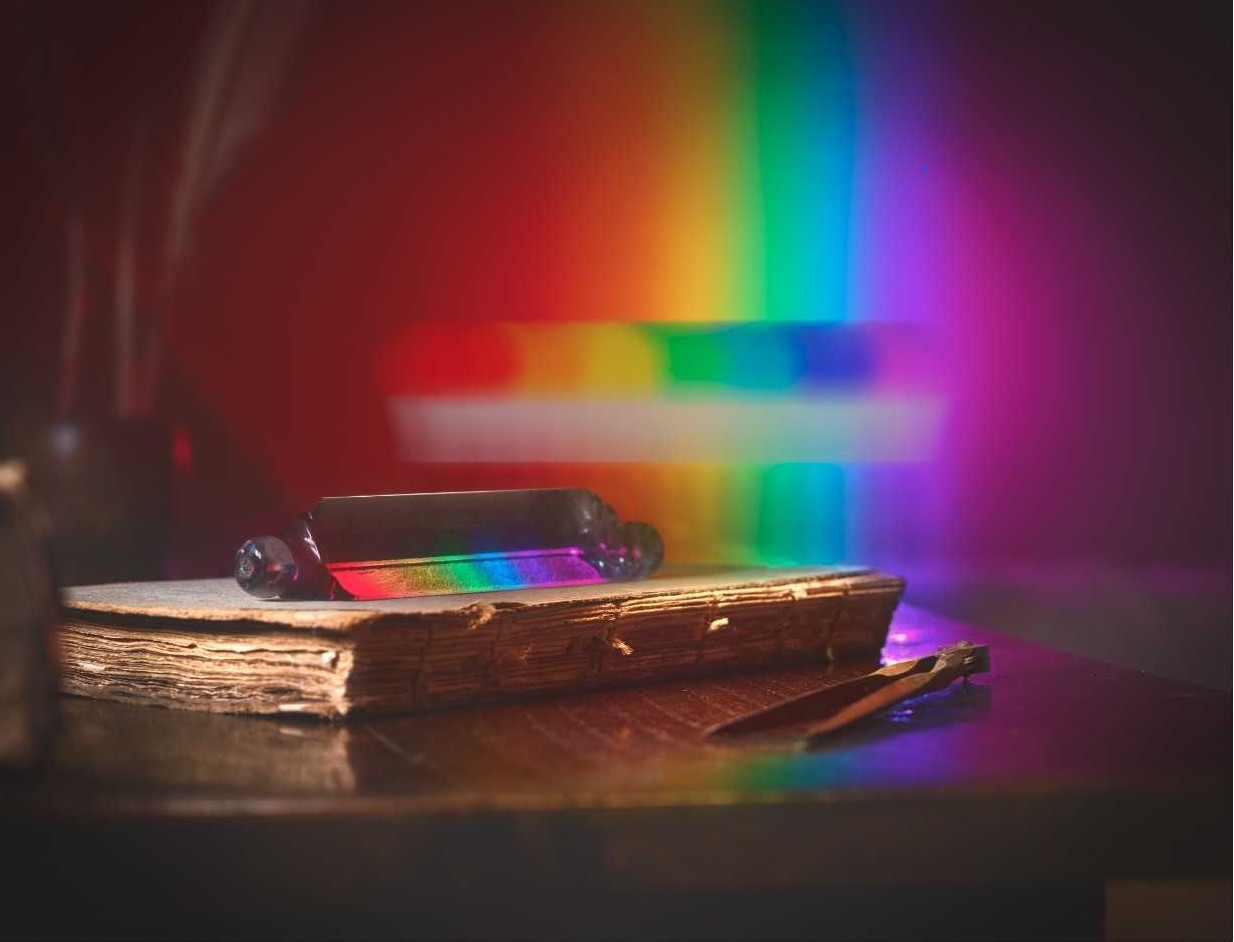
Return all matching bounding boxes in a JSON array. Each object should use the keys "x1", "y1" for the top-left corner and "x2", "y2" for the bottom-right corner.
[{"x1": 704, "y1": 641, "x2": 991, "y2": 745}]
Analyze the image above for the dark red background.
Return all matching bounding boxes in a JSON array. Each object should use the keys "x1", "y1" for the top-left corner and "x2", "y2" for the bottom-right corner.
[{"x1": 0, "y1": 1, "x2": 1228, "y2": 578}]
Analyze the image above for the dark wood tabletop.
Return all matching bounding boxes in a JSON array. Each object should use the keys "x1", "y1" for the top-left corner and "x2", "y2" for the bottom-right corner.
[{"x1": 3, "y1": 605, "x2": 1229, "y2": 940}]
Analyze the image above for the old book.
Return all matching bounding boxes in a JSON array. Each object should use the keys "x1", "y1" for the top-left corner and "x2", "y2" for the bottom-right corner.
[{"x1": 59, "y1": 566, "x2": 903, "y2": 719}]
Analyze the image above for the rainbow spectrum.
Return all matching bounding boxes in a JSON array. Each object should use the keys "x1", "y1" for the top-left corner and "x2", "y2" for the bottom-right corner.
[{"x1": 380, "y1": 2, "x2": 954, "y2": 569}]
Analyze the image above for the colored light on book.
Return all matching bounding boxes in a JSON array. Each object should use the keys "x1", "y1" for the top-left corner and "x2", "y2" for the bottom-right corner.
[{"x1": 329, "y1": 549, "x2": 605, "y2": 600}]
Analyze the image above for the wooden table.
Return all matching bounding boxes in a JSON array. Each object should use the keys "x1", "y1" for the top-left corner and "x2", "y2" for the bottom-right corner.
[{"x1": 3, "y1": 605, "x2": 1229, "y2": 940}]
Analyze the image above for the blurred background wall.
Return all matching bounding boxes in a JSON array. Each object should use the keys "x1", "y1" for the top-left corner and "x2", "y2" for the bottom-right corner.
[{"x1": 0, "y1": 1, "x2": 1228, "y2": 679}]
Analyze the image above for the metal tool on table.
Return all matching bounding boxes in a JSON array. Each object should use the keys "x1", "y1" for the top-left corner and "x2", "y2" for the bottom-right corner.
[{"x1": 704, "y1": 641, "x2": 991, "y2": 745}]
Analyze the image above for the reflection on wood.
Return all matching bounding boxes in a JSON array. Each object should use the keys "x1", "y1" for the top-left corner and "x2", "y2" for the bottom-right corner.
[
  {"x1": 51, "y1": 654, "x2": 888, "y2": 798},
  {"x1": 54, "y1": 697, "x2": 360, "y2": 793}
]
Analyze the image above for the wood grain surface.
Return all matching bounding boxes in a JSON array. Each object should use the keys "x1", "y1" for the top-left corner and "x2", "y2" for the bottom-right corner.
[{"x1": 3, "y1": 604, "x2": 1228, "y2": 941}]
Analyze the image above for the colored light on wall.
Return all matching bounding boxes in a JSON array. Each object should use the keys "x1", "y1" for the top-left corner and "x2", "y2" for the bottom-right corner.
[
  {"x1": 150, "y1": 0, "x2": 1223, "y2": 576},
  {"x1": 382, "y1": 323, "x2": 941, "y2": 396},
  {"x1": 365, "y1": 1, "x2": 956, "y2": 568},
  {"x1": 390, "y1": 396, "x2": 942, "y2": 463}
]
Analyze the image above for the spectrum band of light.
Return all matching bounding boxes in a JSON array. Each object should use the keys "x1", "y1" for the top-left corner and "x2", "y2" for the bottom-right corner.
[{"x1": 372, "y1": 2, "x2": 950, "y2": 569}]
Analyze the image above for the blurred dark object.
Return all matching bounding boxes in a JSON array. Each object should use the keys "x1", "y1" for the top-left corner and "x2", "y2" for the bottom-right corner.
[
  {"x1": 1, "y1": 412, "x2": 173, "y2": 585},
  {"x1": 0, "y1": 2, "x2": 313, "y2": 586},
  {"x1": 0, "y1": 460, "x2": 60, "y2": 768}
]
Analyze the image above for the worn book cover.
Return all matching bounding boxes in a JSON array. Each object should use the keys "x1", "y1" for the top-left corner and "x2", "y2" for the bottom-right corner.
[{"x1": 59, "y1": 566, "x2": 903, "y2": 719}]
